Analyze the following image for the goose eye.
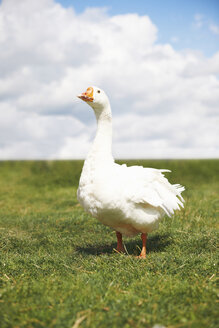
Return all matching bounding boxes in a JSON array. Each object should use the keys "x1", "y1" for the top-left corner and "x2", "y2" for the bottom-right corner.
[{"x1": 97, "y1": 90, "x2": 100, "y2": 93}]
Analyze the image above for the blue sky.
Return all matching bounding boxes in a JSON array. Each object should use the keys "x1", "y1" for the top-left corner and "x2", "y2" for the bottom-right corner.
[{"x1": 56, "y1": 0, "x2": 219, "y2": 56}]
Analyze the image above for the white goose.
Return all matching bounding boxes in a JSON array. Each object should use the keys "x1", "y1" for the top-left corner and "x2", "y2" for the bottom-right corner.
[{"x1": 77, "y1": 86, "x2": 184, "y2": 258}]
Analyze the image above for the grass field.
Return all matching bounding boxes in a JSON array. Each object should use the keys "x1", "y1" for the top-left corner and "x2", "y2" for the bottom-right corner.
[{"x1": 0, "y1": 160, "x2": 218, "y2": 328}]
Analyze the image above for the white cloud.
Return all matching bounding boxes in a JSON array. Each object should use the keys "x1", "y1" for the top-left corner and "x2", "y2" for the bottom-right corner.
[
  {"x1": 194, "y1": 13, "x2": 204, "y2": 28},
  {"x1": 0, "y1": 101, "x2": 88, "y2": 159},
  {"x1": 0, "y1": 0, "x2": 218, "y2": 159},
  {"x1": 209, "y1": 24, "x2": 219, "y2": 35}
]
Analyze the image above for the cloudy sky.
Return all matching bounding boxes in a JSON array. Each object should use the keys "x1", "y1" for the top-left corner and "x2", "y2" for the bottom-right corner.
[{"x1": 0, "y1": 0, "x2": 219, "y2": 159}]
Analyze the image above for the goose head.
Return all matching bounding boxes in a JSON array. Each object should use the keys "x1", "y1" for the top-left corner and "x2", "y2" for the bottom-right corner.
[{"x1": 77, "y1": 86, "x2": 110, "y2": 112}]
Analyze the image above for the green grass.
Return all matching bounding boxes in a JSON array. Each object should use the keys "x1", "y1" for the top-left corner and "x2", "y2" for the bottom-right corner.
[{"x1": 0, "y1": 160, "x2": 218, "y2": 328}]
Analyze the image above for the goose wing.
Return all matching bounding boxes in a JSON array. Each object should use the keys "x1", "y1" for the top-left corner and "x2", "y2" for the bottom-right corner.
[{"x1": 117, "y1": 164, "x2": 185, "y2": 216}]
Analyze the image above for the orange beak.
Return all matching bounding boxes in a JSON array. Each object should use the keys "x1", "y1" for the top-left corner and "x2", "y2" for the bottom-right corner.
[{"x1": 77, "y1": 87, "x2": 94, "y2": 102}]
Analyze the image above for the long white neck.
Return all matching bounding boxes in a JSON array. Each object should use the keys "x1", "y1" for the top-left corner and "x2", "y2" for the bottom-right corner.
[{"x1": 88, "y1": 103, "x2": 114, "y2": 163}]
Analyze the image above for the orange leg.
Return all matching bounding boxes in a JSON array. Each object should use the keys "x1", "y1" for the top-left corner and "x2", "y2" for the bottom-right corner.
[
  {"x1": 138, "y1": 233, "x2": 147, "y2": 258},
  {"x1": 116, "y1": 231, "x2": 125, "y2": 253}
]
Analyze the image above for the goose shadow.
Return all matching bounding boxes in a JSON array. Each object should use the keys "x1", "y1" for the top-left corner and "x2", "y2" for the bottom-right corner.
[{"x1": 76, "y1": 233, "x2": 172, "y2": 256}]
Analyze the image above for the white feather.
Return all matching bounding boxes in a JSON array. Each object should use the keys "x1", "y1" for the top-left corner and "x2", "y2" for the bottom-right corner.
[{"x1": 77, "y1": 86, "x2": 185, "y2": 236}]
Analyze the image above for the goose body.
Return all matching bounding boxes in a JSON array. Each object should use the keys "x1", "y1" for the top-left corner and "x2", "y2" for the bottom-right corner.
[{"x1": 77, "y1": 86, "x2": 185, "y2": 256}]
